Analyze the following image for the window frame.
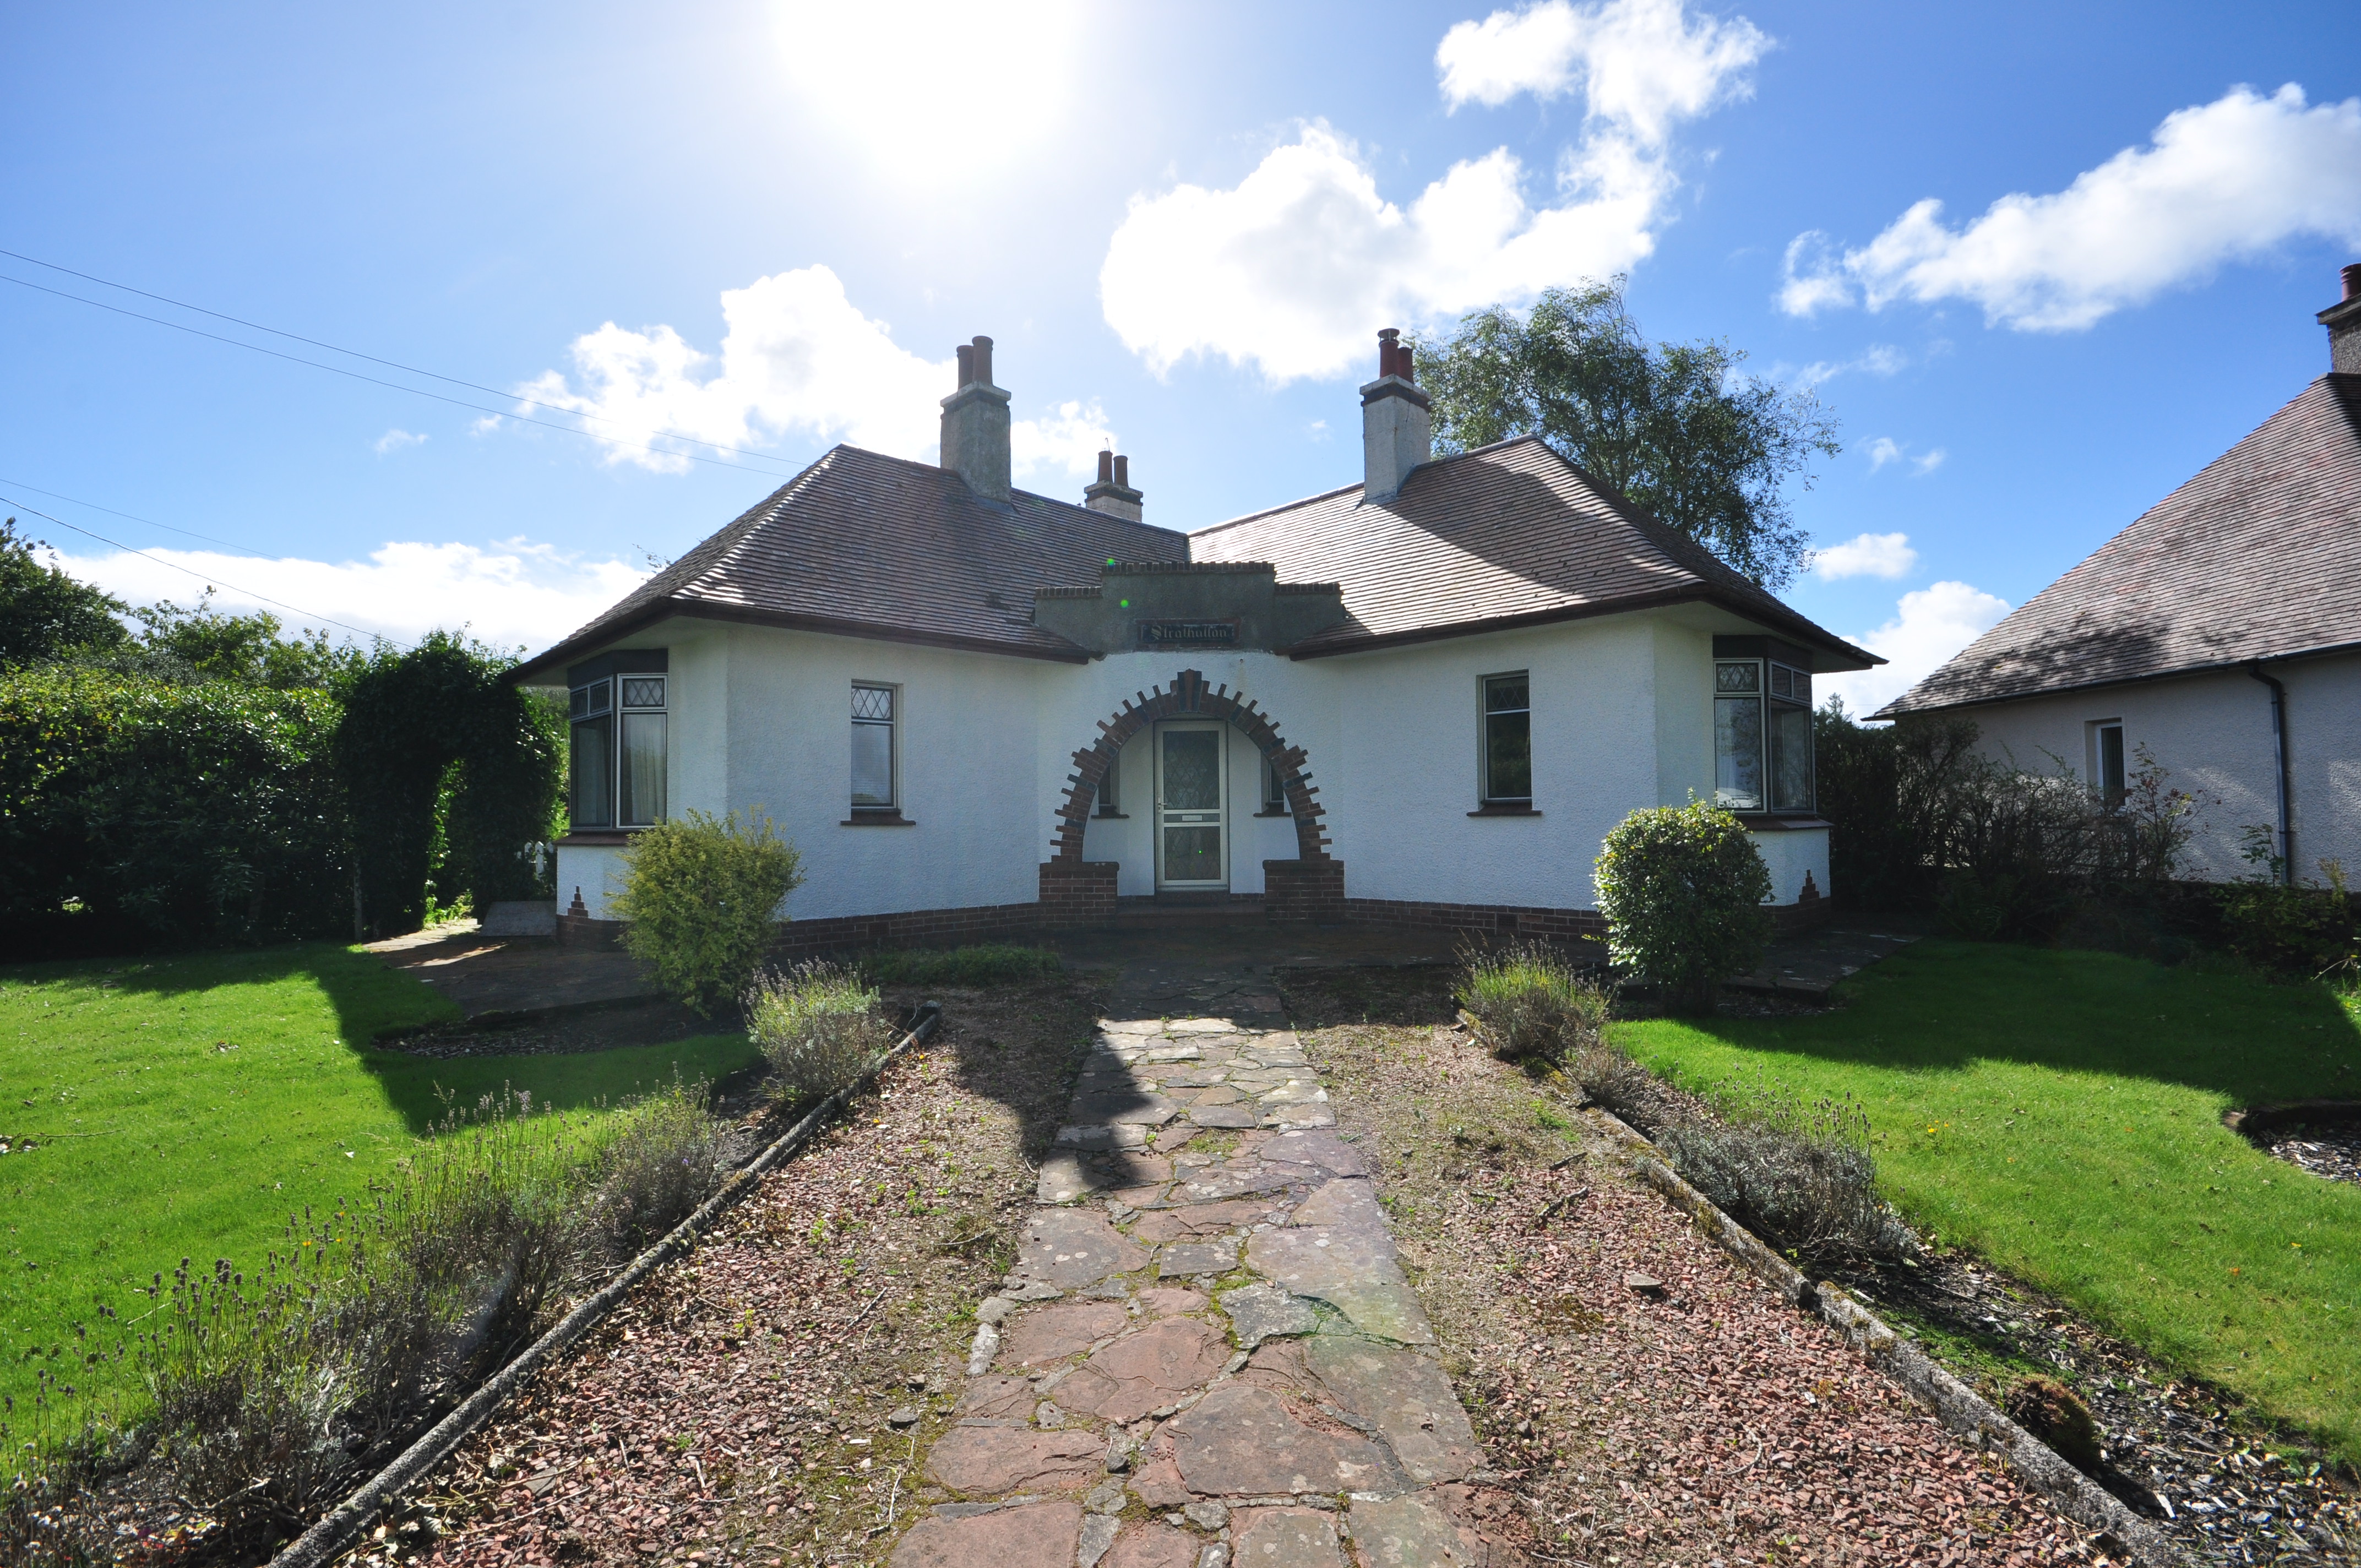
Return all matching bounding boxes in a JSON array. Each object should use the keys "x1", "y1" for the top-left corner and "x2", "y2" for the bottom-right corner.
[
  {"x1": 1260, "y1": 752, "x2": 1291, "y2": 816},
  {"x1": 1479, "y1": 671, "x2": 1533, "y2": 808},
  {"x1": 1712, "y1": 649, "x2": 1815, "y2": 815},
  {"x1": 2089, "y1": 719, "x2": 2127, "y2": 805},
  {"x1": 564, "y1": 649, "x2": 668, "y2": 834},
  {"x1": 616, "y1": 675, "x2": 668, "y2": 828},
  {"x1": 850, "y1": 680, "x2": 900, "y2": 813}
]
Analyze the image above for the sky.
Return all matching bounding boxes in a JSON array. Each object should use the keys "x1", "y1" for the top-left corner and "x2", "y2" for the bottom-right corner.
[{"x1": 4, "y1": 0, "x2": 2358, "y2": 712}]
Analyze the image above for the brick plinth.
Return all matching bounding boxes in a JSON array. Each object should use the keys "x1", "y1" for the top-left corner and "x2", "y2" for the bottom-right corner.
[
  {"x1": 771, "y1": 900, "x2": 1042, "y2": 961},
  {"x1": 1341, "y1": 897, "x2": 1609, "y2": 944},
  {"x1": 1037, "y1": 861, "x2": 1119, "y2": 930},
  {"x1": 557, "y1": 886, "x2": 625, "y2": 949},
  {"x1": 1263, "y1": 858, "x2": 1346, "y2": 924}
]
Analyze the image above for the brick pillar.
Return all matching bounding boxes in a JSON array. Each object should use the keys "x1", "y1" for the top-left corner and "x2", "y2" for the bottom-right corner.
[
  {"x1": 1037, "y1": 861, "x2": 1118, "y2": 929},
  {"x1": 1263, "y1": 859, "x2": 1345, "y2": 924}
]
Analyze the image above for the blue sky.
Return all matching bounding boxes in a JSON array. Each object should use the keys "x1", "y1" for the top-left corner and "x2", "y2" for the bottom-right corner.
[{"x1": 4, "y1": 0, "x2": 2357, "y2": 709}]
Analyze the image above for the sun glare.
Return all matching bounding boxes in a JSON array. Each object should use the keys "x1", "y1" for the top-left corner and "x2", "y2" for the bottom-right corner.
[{"x1": 770, "y1": 1, "x2": 1088, "y2": 181}]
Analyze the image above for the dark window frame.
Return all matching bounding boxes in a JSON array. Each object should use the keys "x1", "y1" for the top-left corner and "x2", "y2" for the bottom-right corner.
[
  {"x1": 1712, "y1": 646, "x2": 1815, "y2": 815},
  {"x1": 850, "y1": 681, "x2": 899, "y2": 813},
  {"x1": 1480, "y1": 671, "x2": 1533, "y2": 807}
]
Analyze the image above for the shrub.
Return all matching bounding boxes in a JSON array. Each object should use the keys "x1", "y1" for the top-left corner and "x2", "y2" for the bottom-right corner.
[
  {"x1": 746, "y1": 960, "x2": 894, "y2": 1106},
  {"x1": 573, "y1": 1078, "x2": 730, "y2": 1266},
  {"x1": 1653, "y1": 1078, "x2": 1917, "y2": 1266},
  {"x1": 2219, "y1": 829, "x2": 2357, "y2": 978},
  {"x1": 1593, "y1": 800, "x2": 1774, "y2": 1013},
  {"x1": 611, "y1": 810, "x2": 804, "y2": 1015},
  {"x1": 1455, "y1": 940, "x2": 1609, "y2": 1060},
  {"x1": 2004, "y1": 1376, "x2": 2102, "y2": 1471},
  {"x1": 859, "y1": 942, "x2": 1063, "y2": 988}
]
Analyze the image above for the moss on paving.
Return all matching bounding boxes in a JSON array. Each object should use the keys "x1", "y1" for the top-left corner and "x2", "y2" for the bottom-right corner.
[
  {"x1": 1, "y1": 942, "x2": 759, "y2": 1428},
  {"x1": 1619, "y1": 939, "x2": 2361, "y2": 1465}
]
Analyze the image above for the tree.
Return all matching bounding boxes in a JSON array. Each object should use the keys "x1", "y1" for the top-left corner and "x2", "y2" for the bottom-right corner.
[
  {"x1": 0, "y1": 518, "x2": 130, "y2": 666},
  {"x1": 1416, "y1": 280, "x2": 1840, "y2": 590}
]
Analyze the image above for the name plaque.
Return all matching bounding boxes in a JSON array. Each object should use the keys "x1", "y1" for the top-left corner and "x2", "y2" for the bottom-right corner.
[{"x1": 1137, "y1": 620, "x2": 1239, "y2": 650}]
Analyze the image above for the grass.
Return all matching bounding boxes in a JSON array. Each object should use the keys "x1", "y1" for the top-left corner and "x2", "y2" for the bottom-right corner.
[
  {"x1": 1618, "y1": 940, "x2": 2361, "y2": 1463},
  {"x1": 1, "y1": 941, "x2": 759, "y2": 1421}
]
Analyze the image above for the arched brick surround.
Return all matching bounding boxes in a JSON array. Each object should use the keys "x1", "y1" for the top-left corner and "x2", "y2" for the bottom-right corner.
[{"x1": 1050, "y1": 668, "x2": 1330, "y2": 862}]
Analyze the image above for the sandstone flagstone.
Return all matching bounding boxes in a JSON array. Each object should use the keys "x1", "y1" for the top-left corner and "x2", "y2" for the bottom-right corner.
[
  {"x1": 889, "y1": 1498, "x2": 1084, "y2": 1568},
  {"x1": 1015, "y1": 1209, "x2": 1149, "y2": 1290},
  {"x1": 1056, "y1": 1319, "x2": 1232, "y2": 1422},
  {"x1": 995, "y1": 1302, "x2": 1130, "y2": 1369},
  {"x1": 1165, "y1": 1384, "x2": 1394, "y2": 1496},
  {"x1": 922, "y1": 1426, "x2": 1106, "y2": 1494},
  {"x1": 1303, "y1": 1338, "x2": 1478, "y2": 1485},
  {"x1": 1244, "y1": 1228, "x2": 1434, "y2": 1347},
  {"x1": 1230, "y1": 1505, "x2": 1347, "y2": 1567},
  {"x1": 1106, "y1": 1522, "x2": 1198, "y2": 1568}
]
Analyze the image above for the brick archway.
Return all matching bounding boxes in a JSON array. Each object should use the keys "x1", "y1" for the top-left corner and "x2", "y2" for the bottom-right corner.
[{"x1": 1049, "y1": 668, "x2": 1330, "y2": 862}]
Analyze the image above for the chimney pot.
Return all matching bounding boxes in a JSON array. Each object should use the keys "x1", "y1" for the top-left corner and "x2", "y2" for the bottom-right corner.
[
  {"x1": 972, "y1": 335, "x2": 995, "y2": 387},
  {"x1": 1084, "y1": 450, "x2": 1144, "y2": 521},
  {"x1": 2344, "y1": 263, "x2": 2361, "y2": 302},
  {"x1": 1097, "y1": 449, "x2": 1114, "y2": 483},
  {"x1": 2324, "y1": 265, "x2": 2361, "y2": 375},
  {"x1": 955, "y1": 344, "x2": 975, "y2": 387},
  {"x1": 1399, "y1": 342, "x2": 1416, "y2": 384},
  {"x1": 1114, "y1": 454, "x2": 1130, "y2": 488}
]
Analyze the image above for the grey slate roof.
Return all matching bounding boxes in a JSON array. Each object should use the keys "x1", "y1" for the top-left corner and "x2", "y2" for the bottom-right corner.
[
  {"x1": 1190, "y1": 435, "x2": 1879, "y2": 669},
  {"x1": 512, "y1": 446, "x2": 1191, "y2": 682},
  {"x1": 1878, "y1": 374, "x2": 2361, "y2": 717}
]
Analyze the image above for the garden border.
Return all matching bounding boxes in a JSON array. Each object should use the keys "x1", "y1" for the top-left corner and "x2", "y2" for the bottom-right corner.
[
  {"x1": 1576, "y1": 1101, "x2": 2189, "y2": 1567},
  {"x1": 269, "y1": 1001, "x2": 945, "y2": 1568}
]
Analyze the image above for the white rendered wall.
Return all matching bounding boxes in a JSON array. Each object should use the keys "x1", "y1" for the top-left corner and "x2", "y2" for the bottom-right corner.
[
  {"x1": 549, "y1": 605, "x2": 1837, "y2": 923},
  {"x1": 1960, "y1": 654, "x2": 2361, "y2": 884},
  {"x1": 1749, "y1": 828, "x2": 1831, "y2": 905}
]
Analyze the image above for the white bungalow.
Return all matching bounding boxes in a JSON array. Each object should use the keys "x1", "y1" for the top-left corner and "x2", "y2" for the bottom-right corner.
[{"x1": 512, "y1": 330, "x2": 1878, "y2": 952}]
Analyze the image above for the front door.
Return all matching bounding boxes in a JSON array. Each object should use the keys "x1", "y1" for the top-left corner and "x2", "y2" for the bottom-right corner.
[{"x1": 1154, "y1": 721, "x2": 1227, "y2": 891}]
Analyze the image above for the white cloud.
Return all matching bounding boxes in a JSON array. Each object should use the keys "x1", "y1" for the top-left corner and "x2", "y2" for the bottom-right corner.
[
  {"x1": 373, "y1": 428, "x2": 427, "y2": 455},
  {"x1": 1792, "y1": 342, "x2": 1904, "y2": 388},
  {"x1": 1101, "y1": 0, "x2": 1765, "y2": 384},
  {"x1": 1781, "y1": 84, "x2": 2361, "y2": 331},
  {"x1": 1010, "y1": 400, "x2": 1117, "y2": 481},
  {"x1": 1436, "y1": 0, "x2": 1769, "y2": 137},
  {"x1": 1808, "y1": 531, "x2": 1917, "y2": 580},
  {"x1": 53, "y1": 540, "x2": 649, "y2": 653},
  {"x1": 520, "y1": 265, "x2": 953, "y2": 473},
  {"x1": 1863, "y1": 435, "x2": 1943, "y2": 476},
  {"x1": 1821, "y1": 580, "x2": 2011, "y2": 716}
]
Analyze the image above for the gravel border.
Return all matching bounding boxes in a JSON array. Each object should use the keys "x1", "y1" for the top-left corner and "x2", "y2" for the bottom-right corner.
[
  {"x1": 266, "y1": 1003, "x2": 943, "y2": 1568},
  {"x1": 1578, "y1": 1099, "x2": 2191, "y2": 1567}
]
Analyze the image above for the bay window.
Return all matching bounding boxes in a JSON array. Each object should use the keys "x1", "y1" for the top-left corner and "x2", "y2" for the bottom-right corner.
[
  {"x1": 1712, "y1": 639, "x2": 1814, "y2": 814},
  {"x1": 568, "y1": 651, "x2": 668, "y2": 831}
]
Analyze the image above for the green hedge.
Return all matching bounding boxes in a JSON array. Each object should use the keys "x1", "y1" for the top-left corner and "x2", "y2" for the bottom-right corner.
[{"x1": 0, "y1": 669, "x2": 349, "y2": 950}]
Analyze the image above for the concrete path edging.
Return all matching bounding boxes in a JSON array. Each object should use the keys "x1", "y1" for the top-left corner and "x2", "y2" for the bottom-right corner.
[
  {"x1": 1577, "y1": 1102, "x2": 2188, "y2": 1568},
  {"x1": 269, "y1": 1003, "x2": 944, "y2": 1568}
]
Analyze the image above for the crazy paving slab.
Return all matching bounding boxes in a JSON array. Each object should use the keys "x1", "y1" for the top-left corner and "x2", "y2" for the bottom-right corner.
[{"x1": 890, "y1": 992, "x2": 1518, "y2": 1568}]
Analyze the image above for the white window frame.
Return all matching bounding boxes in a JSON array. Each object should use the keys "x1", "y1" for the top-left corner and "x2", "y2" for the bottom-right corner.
[{"x1": 2087, "y1": 719, "x2": 2126, "y2": 803}]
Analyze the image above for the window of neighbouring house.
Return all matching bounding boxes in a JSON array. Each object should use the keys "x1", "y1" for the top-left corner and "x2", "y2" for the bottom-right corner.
[
  {"x1": 1482, "y1": 672, "x2": 1531, "y2": 805},
  {"x1": 2093, "y1": 720, "x2": 2126, "y2": 803},
  {"x1": 618, "y1": 676, "x2": 667, "y2": 827},
  {"x1": 1715, "y1": 657, "x2": 1814, "y2": 813},
  {"x1": 851, "y1": 683, "x2": 896, "y2": 810},
  {"x1": 569, "y1": 677, "x2": 615, "y2": 828}
]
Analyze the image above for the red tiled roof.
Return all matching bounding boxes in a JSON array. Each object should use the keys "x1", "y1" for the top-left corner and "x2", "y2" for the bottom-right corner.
[
  {"x1": 1878, "y1": 374, "x2": 2361, "y2": 717},
  {"x1": 1189, "y1": 436, "x2": 1878, "y2": 668},
  {"x1": 512, "y1": 446, "x2": 1192, "y2": 681}
]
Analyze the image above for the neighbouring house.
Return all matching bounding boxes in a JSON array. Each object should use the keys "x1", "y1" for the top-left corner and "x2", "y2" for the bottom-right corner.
[
  {"x1": 1877, "y1": 266, "x2": 2361, "y2": 885},
  {"x1": 513, "y1": 330, "x2": 1878, "y2": 952}
]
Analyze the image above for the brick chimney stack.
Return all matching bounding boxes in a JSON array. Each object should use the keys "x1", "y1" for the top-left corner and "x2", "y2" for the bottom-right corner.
[
  {"x1": 940, "y1": 334, "x2": 1013, "y2": 500},
  {"x1": 2321, "y1": 264, "x2": 2361, "y2": 377},
  {"x1": 1359, "y1": 327, "x2": 1431, "y2": 505},
  {"x1": 1083, "y1": 449, "x2": 1145, "y2": 522}
]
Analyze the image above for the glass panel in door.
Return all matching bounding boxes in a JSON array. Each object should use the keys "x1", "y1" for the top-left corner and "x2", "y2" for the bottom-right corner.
[{"x1": 1155, "y1": 723, "x2": 1226, "y2": 889}]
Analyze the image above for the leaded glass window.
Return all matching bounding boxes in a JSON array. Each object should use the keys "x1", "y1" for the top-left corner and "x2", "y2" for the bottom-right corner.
[{"x1": 852, "y1": 683, "x2": 896, "y2": 808}]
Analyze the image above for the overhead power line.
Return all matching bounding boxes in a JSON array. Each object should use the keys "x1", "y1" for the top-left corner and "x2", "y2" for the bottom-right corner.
[
  {"x1": 0, "y1": 476, "x2": 275, "y2": 559},
  {"x1": 0, "y1": 249, "x2": 807, "y2": 475},
  {"x1": 0, "y1": 491, "x2": 387, "y2": 644}
]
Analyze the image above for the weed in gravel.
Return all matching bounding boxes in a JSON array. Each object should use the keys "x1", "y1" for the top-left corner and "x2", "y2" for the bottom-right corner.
[
  {"x1": 2004, "y1": 1375, "x2": 2103, "y2": 1471},
  {"x1": 1654, "y1": 1078, "x2": 1918, "y2": 1266},
  {"x1": 746, "y1": 960, "x2": 894, "y2": 1107}
]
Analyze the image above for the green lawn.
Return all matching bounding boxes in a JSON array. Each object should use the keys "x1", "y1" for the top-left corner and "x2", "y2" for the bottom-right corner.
[
  {"x1": 1620, "y1": 940, "x2": 2361, "y2": 1463},
  {"x1": 1, "y1": 943, "x2": 759, "y2": 1422}
]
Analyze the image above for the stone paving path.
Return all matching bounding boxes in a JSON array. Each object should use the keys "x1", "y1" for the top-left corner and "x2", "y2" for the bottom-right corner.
[{"x1": 890, "y1": 981, "x2": 1514, "y2": 1568}]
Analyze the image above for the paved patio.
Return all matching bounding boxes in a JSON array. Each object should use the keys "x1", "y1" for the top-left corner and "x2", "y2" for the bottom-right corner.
[{"x1": 891, "y1": 966, "x2": 1514, "y2": 1568}]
